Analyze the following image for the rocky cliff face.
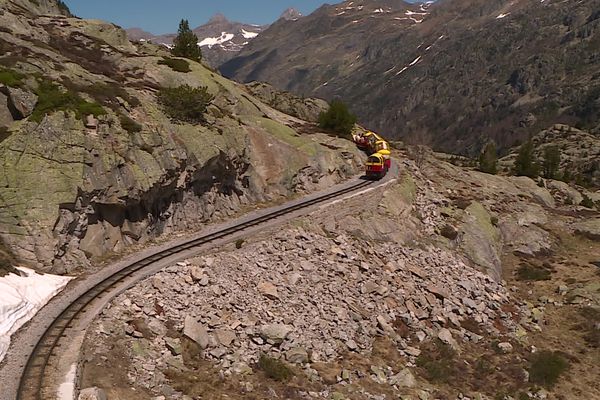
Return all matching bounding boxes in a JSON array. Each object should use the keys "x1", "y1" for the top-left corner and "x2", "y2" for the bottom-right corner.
[
  {"x1": 0, "y1": 0, "x2": 363, "y2": 274},
  {"x1": 221, "y1": 0, "x2": 600, "y2": 155}
]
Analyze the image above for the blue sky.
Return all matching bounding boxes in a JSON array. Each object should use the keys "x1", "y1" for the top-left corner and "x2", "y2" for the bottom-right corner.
[{"x1": 64, "y1": 0, "x2": 331, "y2": 34}]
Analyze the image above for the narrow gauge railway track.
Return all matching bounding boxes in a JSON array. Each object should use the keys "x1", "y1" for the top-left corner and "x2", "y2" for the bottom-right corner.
[{"x1": 16, "y1": 178, "x2": 377, "y2": 400}]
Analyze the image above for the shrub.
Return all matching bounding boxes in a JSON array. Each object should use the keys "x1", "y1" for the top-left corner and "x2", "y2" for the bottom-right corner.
[
  {"x1": 258, "y1": 354, "x2": 293, "y2": 381},
  {"x1": 513, "y1": 139, "x2": 539, "y2": 178},
  {"x1": 542, "y1": 145, "x2": 561, "y2": 179},
  {"x1": 416, "y1": 340, "x2": 457, "y2": 383},
  {"x1": 172, "y1": 19, "x2": 202, "y2": 61},
  {"x1": 318, "y1": 99, "x2": 357, "y2": 138},
  {"x1": 30, "y1": 80, "x2": 106, "y2": 122},
  {"x1": 0, "y1": 67, "x2": 25, "y2": 87},
  {"x1": 578, "y1": 307, "x2": 600, "y2": 348},
  {"x1": 158, "y1": 84, "x2": 214, "y2": 124},
  {"x1": 478, "y1": 142, "x2": 498, "y2": 174},
  {"x1": 529, "y1": 351, "x2": 569, "y2": 387},
  {"x1": 158, "y1": 57, "x2": 191, "y2": 73},
  {"x1": 516, "y1": 264, "x2": 551, "y2": 281},
  {"x1": 440, "y1": 224, "x2": 458, "y2": 240},
  {"x1": 581, "y1": 194, "x2": 594, "y2": 209},
  {"x1": 119, "y1": 114, "x2": 142, "y2": 133},
  {"x1": 235, "y1": 238, "x2": 245, "y2": 249},
  {"x1": 81, "y1": 82, "x2": 141, "y2": 108}
]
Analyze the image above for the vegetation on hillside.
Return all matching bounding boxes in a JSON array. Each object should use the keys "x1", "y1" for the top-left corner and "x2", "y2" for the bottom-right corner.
[
  {"x1": 0, "y1": 67, "x2": 25, "y2": 87},
  {"x1": 318, "y1": 100, "x2": 357, "y2": 138},
  {"x1": 529, "y1": 351, "x2": 569, "y2": 388},
  {"x1": 172, "y1": 19, "x2": 202, "y2": 61},
  {"x1": 158, "y1": 84, "x2": 214, "y2": 123},
  {"x1": 513, "y1": 139, "x2": 539, "y2": 178},
  {"x1": 158, "y1": 57, "x2": 191, "y2": 73},
  {"x1": 119, "y1": 114, "x2": 142, "y2": 133},
  {"x1": 31, "y1": 80, "x2": 106, "y2": 122}
]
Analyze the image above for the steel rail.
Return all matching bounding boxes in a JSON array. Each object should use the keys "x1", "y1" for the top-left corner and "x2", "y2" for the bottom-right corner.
[{"x1": 17, "y1": 178, "x2": 375, "y2": 400}]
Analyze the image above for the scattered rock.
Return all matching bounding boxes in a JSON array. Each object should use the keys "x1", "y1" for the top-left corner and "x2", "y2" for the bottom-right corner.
[
  {"x1": 258, "y1": 324, "x2": 293, "y2": 344},
  {"x1": 183, "y1": 315, "x2": 209, "y2": 349},
  {"x1": 215, "y1": 329, "x2": 236, "y2": 347},
  {"x1": 257, "y1": 281, "x2": 280, "y2": 300},
  {"x1": 497, "y1": 342, "x2": 513, "y2": 353},
  {"x1": 78, "y1": 387, "x2": 107, "y2": 400},
  {"x1": 286, "y1": 347, "x2": 309, "y2": 364},
  {"x1": 389, "y1": 369, "x2": 417, "y2": 388}
]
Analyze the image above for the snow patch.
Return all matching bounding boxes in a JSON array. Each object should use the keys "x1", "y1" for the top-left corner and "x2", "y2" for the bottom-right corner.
[
  {"x1": 241, "y1": 29, "x2": 258, "y2": 39},
  {"x1": 374, "y1": 8, "x2": 384, "y2": 13},
  {"x1": 198, "y1": 32, "x2": 235, "y2": 48},
  {"x1": 496, "y1": 13, "x2": 510, "y2": 19},
  {"x1": 0, "y1": 267, "x2": 72, "y2": 362}
]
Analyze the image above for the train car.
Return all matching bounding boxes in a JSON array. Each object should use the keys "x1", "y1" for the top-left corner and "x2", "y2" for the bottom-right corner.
[
  {"x1": 365, "y1": 153, "x2": 388, "y2": 180},
  {"x1": 374, "y1": 140, "x2": 392, "y2": 171},
  {"x1": 354, "y1": 131, "x2": 376, "y2": 150}
]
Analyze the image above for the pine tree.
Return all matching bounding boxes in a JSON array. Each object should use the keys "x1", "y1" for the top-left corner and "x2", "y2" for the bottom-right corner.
[
  {"x1": 318, "y1": 100, "x2": 357, "y2": 138},
  {"x1": 478, "y1": 142, "x2": 498, "y2": 174},
  {"x1": 542, "y1": 145, "x2": 561, "y2": 179},
  {"x1": 513, "y1": 138, "x2": 539, "y2": 178},
  {"x1": 172, "y1": 19, "x2": 202, "y2": 61}
]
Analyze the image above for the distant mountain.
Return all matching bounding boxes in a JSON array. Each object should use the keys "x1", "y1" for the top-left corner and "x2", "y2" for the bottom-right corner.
[
  {"x1": 280, "y1": 8, "x2": 303, "y2": 21},
  {"x1": 125, "y1": 14, "x2": 266, "y2": 67},
  {"x1": 221, "y1": 0, "x2": 600, "y2": 155}
]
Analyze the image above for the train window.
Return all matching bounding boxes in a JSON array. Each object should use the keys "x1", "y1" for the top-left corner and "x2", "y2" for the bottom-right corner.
[{"x1": 368, "y1": 156, "x2": 380, "y2": 163}]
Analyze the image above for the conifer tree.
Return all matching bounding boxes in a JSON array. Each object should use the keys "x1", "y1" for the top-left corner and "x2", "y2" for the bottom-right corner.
[
  {"x1": 513, "y1": 138, "x2": 539, "y2": 178},
  {"x1": 172, "y1": 19, "x2": 202, "y2": 61},
  {"x1": 478, "y1": 142, "x2": 498, "y2": 174},
  {"x1": 542, "y1": 145, "x2": 561, "y2": 179}
]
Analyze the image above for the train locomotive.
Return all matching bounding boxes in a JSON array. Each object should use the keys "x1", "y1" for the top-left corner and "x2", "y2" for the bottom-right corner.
[{"x1": 353, "y1": 131, "x2": 391, "y2": 180}]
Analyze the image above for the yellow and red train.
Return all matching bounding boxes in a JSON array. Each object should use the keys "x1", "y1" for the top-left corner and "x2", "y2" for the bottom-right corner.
[{"x1": 353, "y1": 131, "x2": 391, "y2": 179}]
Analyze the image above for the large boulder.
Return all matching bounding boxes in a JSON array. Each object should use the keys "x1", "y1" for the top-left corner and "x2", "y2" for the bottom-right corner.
[
  {"x1": 0, "y1": 86, "x2": 38, "y2": 120},
  {"x1": 573, "y1": 219, "x2": 600, "y2": 241},
  {"x1": 459, "y1": 202, "x2": 503, "y2": 280}
]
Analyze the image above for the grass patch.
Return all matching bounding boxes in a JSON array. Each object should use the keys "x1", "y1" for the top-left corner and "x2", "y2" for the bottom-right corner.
[
  {"x1": 30, "y1": 80, "x2": 106, "y2": 122},
  {"x1": 119, "y1": 114, "x2": 142, "y2": 133},
  {"x1": 158, "y1": 57, "x2": 191, "y2": 73},
  {"x1": 416, "y1": 339, "x2": 457, "y2": 383},
  {"x1": 158, "y1": 84, "x2": 213, "y2": 124},
  {"x1": 258, "y1": 354, "x2": 294, "y2": 382},
  {"x1": 76, "y1": 81, "x2": 141, "y2": 109},
  {"x1": 529, "y1": 351, "x2": 569, "y2": 388},
  {"x1": 577, "y1": 307, "x2": 600, "y2": 348},
  {"x1": 0, "y1": 67, "x2": 25, "y2": 87},
  {"x1": 516, "y1": 264, "x2": 551, "y2": 281}
]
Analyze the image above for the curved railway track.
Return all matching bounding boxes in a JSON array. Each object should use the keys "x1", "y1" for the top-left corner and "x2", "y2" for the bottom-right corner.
[{"x1": 13, "y1": 177, "x2": 384, "y2": 400}]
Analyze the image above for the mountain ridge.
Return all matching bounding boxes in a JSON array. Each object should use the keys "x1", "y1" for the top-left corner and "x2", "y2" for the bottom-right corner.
[{"x1": 221, "y1": 0, "x2": 600, "y2": 155}]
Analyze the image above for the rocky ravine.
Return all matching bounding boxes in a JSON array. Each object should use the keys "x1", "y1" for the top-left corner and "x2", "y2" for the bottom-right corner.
[
  {"x1": 0, "y1": 0, "x2": 363, "y2": 275},
  {"x1": 82, "y1": 148, "x2": 600, "y2": 400}
]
